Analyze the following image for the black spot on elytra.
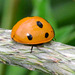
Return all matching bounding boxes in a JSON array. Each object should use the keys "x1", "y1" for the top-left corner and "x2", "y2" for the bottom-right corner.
[
  {"x1": 45, "y1": 33, "x2": 49, "y2": 38},
  {"x1": 27, "y1": 34, "x2": 32, "y2": 40},
  {"x1": 36, "y1": 21, "x2": 43, "y2": 28}
]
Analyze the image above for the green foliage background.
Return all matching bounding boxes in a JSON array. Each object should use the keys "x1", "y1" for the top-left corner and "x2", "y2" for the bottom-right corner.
[{"x1": 0, "y1": 0, "x2": 75, "y2": 75}]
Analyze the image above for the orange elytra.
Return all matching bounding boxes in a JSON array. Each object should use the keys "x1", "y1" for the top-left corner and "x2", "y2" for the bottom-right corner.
[{"x1": 11, "y1": 16, "x2": 55, "y2": 52}]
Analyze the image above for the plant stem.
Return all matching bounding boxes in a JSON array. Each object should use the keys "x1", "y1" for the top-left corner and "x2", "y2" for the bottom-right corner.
[{"x1": 0, "y1": 29, "x2": 75, "y2": 75}]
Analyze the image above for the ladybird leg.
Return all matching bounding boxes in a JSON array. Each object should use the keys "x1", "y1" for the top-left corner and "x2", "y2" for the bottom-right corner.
[
  {"x1": 37, "y1": 46, "x2": 41, "y2": 50},
  {"x1": 54, "y1": 37, "x2": 56, "y2": 40},
  {"x1": 52, "y1": 37, "x2": 56, "y2": 41},
  {"x1": 30, "y1": 45, "x2": 33, "y2": 53},
  {"x1": 52, "y1": 39, "x2": 54, "y2": 41}
]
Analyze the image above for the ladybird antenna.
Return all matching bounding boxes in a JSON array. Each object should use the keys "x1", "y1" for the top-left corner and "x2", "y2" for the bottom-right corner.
[{"x1": 30, "y1": 45, "x2": 33, "y2": 53}]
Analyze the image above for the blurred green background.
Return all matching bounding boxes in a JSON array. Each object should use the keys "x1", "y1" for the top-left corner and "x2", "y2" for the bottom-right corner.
[{"x1": 0, "y1": 0, "x2": 75, "y2": 75}]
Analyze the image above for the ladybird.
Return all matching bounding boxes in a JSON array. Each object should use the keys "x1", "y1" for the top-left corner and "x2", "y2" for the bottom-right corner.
[{"x1": 11, "y1": 16, "x2": 55, "y2": 53}]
